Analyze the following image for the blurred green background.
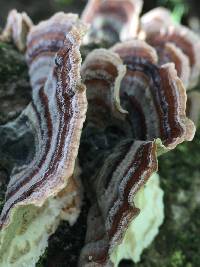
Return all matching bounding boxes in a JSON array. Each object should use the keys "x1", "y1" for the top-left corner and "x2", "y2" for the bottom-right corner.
[
  {"x1": 0, "y1": 0, "x2": 199, "y2": 26},
  {"x1": 1, "y1": 0, "x2": 200, "y2": 34}
]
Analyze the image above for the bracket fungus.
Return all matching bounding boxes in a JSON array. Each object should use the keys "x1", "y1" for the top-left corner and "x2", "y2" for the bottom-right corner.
[
  {"x1": 140, "y1": 7, "x2": 173, "y2": 36},
  {"x1": 141, "y1": 8, "x2": 200, "y2": 89},
  {"x1": 111, "y1": 40, "x2": 195, "y2": 149},
  {"x1": 81, "y1": 0, "x2": 143, "y2": 45},
  {"x1": 79, "y1": 39, "x2": 195, "y2": 266},
  {"x1": 0, "y1": 11, "x2": 87, "y2": 267},
  {"x1": 0, "y1": 9, "x2": 33, "y2": 52},
  {"x1": 0, "y1": 2, "x2": 198, "y2": 267}
]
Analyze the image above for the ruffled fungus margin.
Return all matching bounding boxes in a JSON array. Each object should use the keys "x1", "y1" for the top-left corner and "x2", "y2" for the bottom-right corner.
[{"x1": 0, "y1": 11, "x2": 87, "y2": 267}]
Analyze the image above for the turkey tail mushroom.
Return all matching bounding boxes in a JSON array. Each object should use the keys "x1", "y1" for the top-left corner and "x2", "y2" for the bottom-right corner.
[
  {"x1": 0, "y1": 9, "x2": 33, "y2": 51},
  {"x1": 79, "y1": 39, "x2": 195, "y2": 266},
  {"x1": 0, "y1": 12, "x2": 87, "y2": 267},
  {"x1": 81, "y1": 0, "x2": 143, "y2": 45},
  {"x1": 26, "y1": 12, "x2": 82, "y2": 90},
  {"x1": 141, "y1": 8, "x2": 200, "y2": 89},
  {"x1": 79, "y1": 140, "x2": 158, "y2": 267},
  {"x1": 81, "y1": 48, "x2": 127, "y2": 120},
  {"x1": 0, "y1": 4, "x2": 198, "y2": 267},
  {"x1": 80, "y1": 48, "x2": 128, "y2": 185},
  {"x1": 155, "y1": 42, "x2": 191, "y2": 88},
  {"x1": 111, "y1": 40, "x2": 195, "y2": 150},
  {"x1": 140, "y1": 7, "x2": 173, "y2": 35}
]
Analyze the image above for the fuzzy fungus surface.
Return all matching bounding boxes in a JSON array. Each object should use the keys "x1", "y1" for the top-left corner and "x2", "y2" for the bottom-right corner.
[
  {"x1": 0, "y1": 10, "x2": 87, "y2": 267},
  {"x1": 0, "y1": 1, "x2": 199, "y2": 267}
]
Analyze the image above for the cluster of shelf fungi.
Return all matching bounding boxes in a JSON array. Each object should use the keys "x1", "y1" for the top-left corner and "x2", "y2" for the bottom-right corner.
[{"x1": 0, "y1": 0, "x2": 200, "y2": 266}]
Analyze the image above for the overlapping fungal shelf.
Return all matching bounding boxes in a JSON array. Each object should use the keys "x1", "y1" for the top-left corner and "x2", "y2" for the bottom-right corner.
[
  {"x1": 81, "y1": 48, "x2": 127, "y2": 120},
  {"x1": 81, "y1": 0, "x2": 143, "y2": 44},
  {"x1": 111, "y1": 40, "x2": 195, "y2": 149},
  {"x1": 0, "y1": 11, "x2": 87, "y2": 267},
  {"x1": 79, "y1": 37, "x2": 195, "y2": 265},
  {"x1": 0, "y1": 1, "x2": 199, "y2": 267},
  {"x1": 141, "y1": 8, "x2": 200, "y2": 89},
  {"x1": 27, "y1": 12, "x2": 81, "y2": 90},
  {"x1": 140, "y1": 7, "x2": 173, "y2": 35}
]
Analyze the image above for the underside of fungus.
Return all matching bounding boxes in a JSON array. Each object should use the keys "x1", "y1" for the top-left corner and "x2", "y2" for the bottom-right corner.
[
  {"x1": 0, "y1": 11, "x2": 87, "y2": 267},
  {"x1": 81, "y1": 0, "x2": 143, "y2": 45}
]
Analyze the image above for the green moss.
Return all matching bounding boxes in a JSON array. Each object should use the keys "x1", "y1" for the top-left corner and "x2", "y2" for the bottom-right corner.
[
  {"x1": 170, "y1": 250, "x2": 185, "y2": 267},
  {"x1": 159, "y1": 123, "x2": 200, "y2": 190}
]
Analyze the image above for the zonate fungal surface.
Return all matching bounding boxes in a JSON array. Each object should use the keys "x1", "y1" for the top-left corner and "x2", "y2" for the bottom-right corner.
[{"x1": 0, "y1": 1, "x2": 199, "y2": 266}]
